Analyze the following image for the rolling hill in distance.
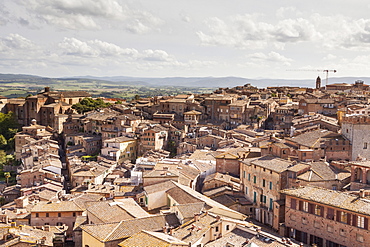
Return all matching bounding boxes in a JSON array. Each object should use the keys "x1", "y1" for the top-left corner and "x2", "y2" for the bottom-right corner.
[
  {"x1": 1, "y1": 73, "x2": 368, "y2": 89},
  {"x1": 0, "y1": 74, "x2": 370, "y2": 88}
]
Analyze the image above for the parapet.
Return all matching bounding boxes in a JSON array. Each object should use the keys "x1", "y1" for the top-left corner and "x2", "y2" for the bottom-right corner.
[{"x1": 342, "y1": 115, "x2": 370, "y2": 124}]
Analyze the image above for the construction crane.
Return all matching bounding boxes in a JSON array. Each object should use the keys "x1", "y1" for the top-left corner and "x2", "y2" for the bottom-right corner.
[
  {"x1": 287, "y1": 69, "x2": 337, "y2": 86},
  {"x1": 322, "y1": 69, "x2": 337, "y2": 86}
]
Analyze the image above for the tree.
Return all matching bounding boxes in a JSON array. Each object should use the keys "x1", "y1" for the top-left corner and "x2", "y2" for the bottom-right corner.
[
  {"x1": 4, "y1": 172, "x2": 10, "y2": 185},
  {"x1": 0, "y1": 135, "x2": 6, "y2": 148},
  {"x1": 72, "y1": 98, "x2": 111, "y2": 114},
  {"x1": 0, "y1": 150, "x2": 6, "y2": 165},
  {"x1": 0, "y1": 112, "x2": 20, "y2": 140},
  {"x1": 115, "y1": 100, "x2": 122, "y2": 104}
]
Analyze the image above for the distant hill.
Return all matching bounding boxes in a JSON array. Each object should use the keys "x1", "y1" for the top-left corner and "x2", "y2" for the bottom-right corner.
[{"x1": 1, "y1": 73, "x2": 369, "y2": 88}]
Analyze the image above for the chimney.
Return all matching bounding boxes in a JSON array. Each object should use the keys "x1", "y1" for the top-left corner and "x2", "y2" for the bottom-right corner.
[
  {"x1": 44, "y1": 225, "x2": 50, "y2": 231},
  {"x1": 169, "y1": 227, "x2": 174, "y2": 235},
  {"x1": 194, "y1": 213, "x2": 199, "y2": 221},
  {"x1": 360, "y1": 189, "x2": 365, "y2": 198},
  {"x1": 216, "y1": 215, "x2": 221, "y2": 222},
  {"x1": 44, "y1": 87, "x2": 50, "y2": 92},
  {"x1": 10, "y1": 222, "x2": 16, "y2": 228}
]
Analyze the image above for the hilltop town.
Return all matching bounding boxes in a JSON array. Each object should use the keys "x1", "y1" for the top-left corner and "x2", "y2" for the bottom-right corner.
[{"x1": 0, "y1": 77, "x2": 369, "y2": 247}]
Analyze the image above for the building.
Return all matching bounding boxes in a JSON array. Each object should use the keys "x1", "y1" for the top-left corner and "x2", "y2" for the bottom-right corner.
[
  {"x1": 30, "y1": 201, "x2": 84, "y2": 237},
  {"x1": 342, "y1": 115, "x2": 370, "y2": 161},
  {"x1": 282, "y1": 186, "x2": 370, "y2": 247},
  {"x1": 100, "y1": 136, "x2": 137, "y2": 163}
]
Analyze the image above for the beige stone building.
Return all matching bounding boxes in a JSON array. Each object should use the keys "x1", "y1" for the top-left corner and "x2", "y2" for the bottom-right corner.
[
  {"x1": 30, "y1": 201, "x2": 84, "y2": 237},
  {"x1": 342, "y1": 115, "x2": 370, "y2": 161},
  {"x1": 100, "y1": 136, "x2": 137, "y2": 163},
  {"x1": 282, "y1": 186, "x2": 370, "y2": 247}
]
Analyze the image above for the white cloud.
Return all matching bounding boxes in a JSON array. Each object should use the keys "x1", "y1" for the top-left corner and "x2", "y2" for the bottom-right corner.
[
  {"x1": 276, "y1": 7, "x2": 301, "y2": 19},
  {"x1": 197, "y1": 15, "x2": 321, "y2": 49},
  {"x1": 247, "y1": 51, "x2": 293, "y2": 66},
  {"x1": 16, "y1": 0, "x2": 162, "y2": 32},
  {"x1": 0, "y1": 33, "x2": 36, "y2": 52},
  {"x1": 58, "y1": 38, "x2": 139, "y2": 57}
]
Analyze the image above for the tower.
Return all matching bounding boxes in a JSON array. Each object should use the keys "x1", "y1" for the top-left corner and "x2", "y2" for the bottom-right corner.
[{"x1": 315, "y1": 76, "x2": 321, "y2": 89}]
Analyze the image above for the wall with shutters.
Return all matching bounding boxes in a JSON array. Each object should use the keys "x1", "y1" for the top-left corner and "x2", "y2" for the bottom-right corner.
[{"x1": 285, "y1": 196, "x2": 370, "y2": 247}]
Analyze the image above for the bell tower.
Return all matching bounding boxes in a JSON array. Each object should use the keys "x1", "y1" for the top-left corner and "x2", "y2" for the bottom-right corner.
[{"x1": 315, "y1": 76, "x2": 321, "y2": 89}]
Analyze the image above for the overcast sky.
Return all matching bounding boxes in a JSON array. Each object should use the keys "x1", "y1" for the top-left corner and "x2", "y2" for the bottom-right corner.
[{"x1": 1, "y1": 0, "x2": 370, "y2": 80}]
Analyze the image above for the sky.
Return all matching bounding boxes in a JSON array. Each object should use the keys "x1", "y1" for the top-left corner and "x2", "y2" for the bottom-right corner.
[{"x1": 1, "y1": 0, "x2": 370, "y2": 80}]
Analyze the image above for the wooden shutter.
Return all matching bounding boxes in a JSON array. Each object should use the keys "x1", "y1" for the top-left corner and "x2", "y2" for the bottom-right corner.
[
  {"x1": 365, "y1": 217, "x2": 368, "y2": 230},
  {"x1": 320, "y1": 206, "x2": 324, "y2": 217},
  {"x1": 308, "y1": 203, "x2": 314, "y2": 214},
  {"x1": 291, "y1": 198, "x2": 297, "y2": 210},
  {"x1": 336, "y1": 210, "x2": 341, "y2": 222},
  {"x1": 347, "y1": 213, "x2": 352, "y2": 225},
  {"x1": 352, "y1": 214, "x2": 357, "y2": 227},
  {"x1": 299, "y1": 201, "x2": 303, "y2": 211}
]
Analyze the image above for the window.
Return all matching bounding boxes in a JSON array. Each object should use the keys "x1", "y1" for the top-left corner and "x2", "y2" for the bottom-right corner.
[
  {"x1": 314, "y1": 205, "x2": 323, "y2": 216},
  {"x1": 357, "y1": 216, "x2": 365, "y2": 228},
  {"x1": 269, "y1": 198, "x2": 273, "y2": 210},
  {"x1": 299, "y1": 201, "x2": 308, "y2": 212},
  {"x1": 262, "y1": 179, "x2": 266, "y2": 187},
  {"x1": 253, "y1": 176, "x2": 256, "y2": 184},
  {"x1": 364, "y1": 142, "x2": 368, "y2": 149},
  {"x1": 327, "y1": 208, "x2": 335, "y2": 220},
  {"x1": 253, "y1": 192, "x2": 257, "y2": 203},
  {"x1": 215, "y1": 226, "x2": 219, "y2": 232},
  {"x1": 269, "y1": 181, "x2": 272, "y2": 190},
  {"x1": 36, "y1": 213, "x2": 39, "y2": 218},
  {"x1": 327, "y1": 225, "x2": 333, "y2": 233},
  {"x1": 243, "y1": 171, "x2": 246, "y2": 178},
  {"x1": 357, "y1": 234, "x2": 364, "y2": 243},
  {"x1": 73, "y1": 212, "x2": 76, "y2": 217},
  {"x1": 248, "y1": 174, "x2": 251, "y2": 181},
  {"x1": 46, "y1": 213, "x2": 49, "y2": 217},
  {"x1": 226, "y1": 225, "x2": 229, "y2": 230},
  {"x1": 58, "y1": 213, "x2": 61, "y2": 217},
  {"x1": 245, "y1": 186, "x2": 248, "y2": 195}
]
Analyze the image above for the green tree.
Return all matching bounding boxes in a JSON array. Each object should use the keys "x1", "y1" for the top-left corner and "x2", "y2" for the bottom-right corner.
[
  {"x1": 72, "y1": 98, "x2": 111, "y2": 114},
  {"x1": 4, "y1": 172, "x2": 10, "y2": 186},
  {"x1": 0, "y1": 150, "x2": 6, "y2": 165},
  {"x1": 0, "y1": 112, "x2": 20, "y2": 140},
  {"x1": 0, "y1": 135, "x2": 6, "y2": 148}
]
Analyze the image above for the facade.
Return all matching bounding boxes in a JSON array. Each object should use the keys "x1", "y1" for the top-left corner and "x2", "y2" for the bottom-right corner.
[
  {"x1": 283, "y1": 186, "x2": 370, "y2": 247},
  {"x1": 342, "y1": 115, "x2": 370, "y2": 160},
  {"x1": 100, "y1": 136, "x2": 137, "y2": 163},
  {"x1": 30, "y1": 201, "x2": 84, "y2": 237},
  {"x1": 240, "y1": 156, "x2": 298, "y2": 230}
]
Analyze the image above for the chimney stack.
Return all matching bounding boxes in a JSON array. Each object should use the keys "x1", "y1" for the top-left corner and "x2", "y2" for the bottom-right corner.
[{"x1": 360, "y1": 189, "x2": 365, "y2": 198}]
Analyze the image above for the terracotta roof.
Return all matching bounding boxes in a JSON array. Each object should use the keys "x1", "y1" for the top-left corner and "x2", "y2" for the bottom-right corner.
[
  {"x1": 118, "y1": 230, "x2": 188, "y2": 247},
  {"x1": 242, "y1": 155, "x2": 294, "y2": 173},
  {"x1": 286, "y1": 129, "x2": 340, "y2": 148},
  {"x1": 297, "y1": 162, "x2": 350, "y2": 182},
  {"x1": 174, "y1": 202, "x2": 205, "y2": 219},
  {"x1": 81, "y1": 214, "x2": 180, "y2": 242},
  {"x1": 144, "y1": 180, "x2": 177, "y2": 194},
  {"x1": 85, "y1": 201, "x2": 136, "y2": 223},
  {"x1": 282, "y1": 186, "x2": 370, "y2": 216},
  {"x1": 172, "y1": 213, "x2": 219, "y2": 244},
  {"x1": 167, "y1": 187, "x2": 203, "y2": 204},
  {"x1": 31, "y1": 201, "x2": 84, "y2": 212}
]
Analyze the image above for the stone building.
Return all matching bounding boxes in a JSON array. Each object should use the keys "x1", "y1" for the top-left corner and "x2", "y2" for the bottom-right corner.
[
  {"x1": 342, "y1": 115, "x2": 370, "y2": 160},
  {"x1": 282, "y1": 186, "x2": 370, "y2": 247}
]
